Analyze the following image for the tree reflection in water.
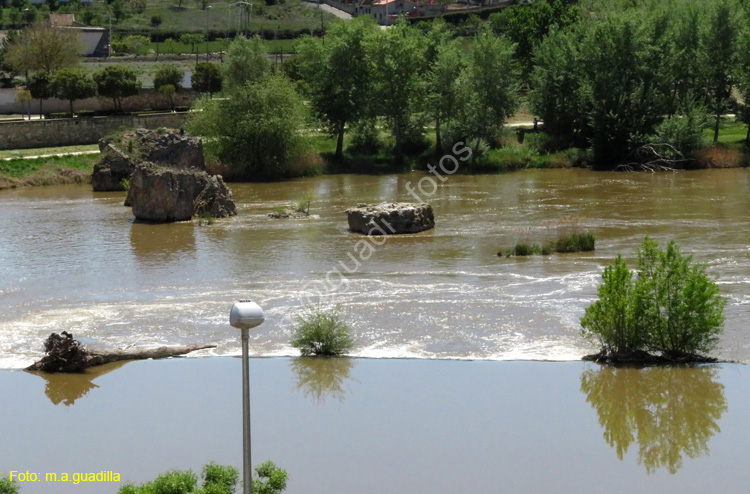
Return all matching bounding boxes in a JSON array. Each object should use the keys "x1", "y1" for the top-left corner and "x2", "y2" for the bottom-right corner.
[
  {"x1": 290, "y1": 357, "x2": 355, "y2": 404},
  {"x1": 580, "y1": 365, "x2": 727, "y2": 474},
  {"x1": 29, "y1": 361, "x2": 130, "y2": 406}
]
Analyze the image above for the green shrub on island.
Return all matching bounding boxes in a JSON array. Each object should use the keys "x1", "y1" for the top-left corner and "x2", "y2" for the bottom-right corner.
[
  {"x1": 0, "y1": 477, "x2": 19, "y2": 494},
  {"x1": 548, "y1": 232, "x2": 595, "y2": 253},
  {"x1": 581, "y1": 237, "x2": 726, "y2": 361},
  {"x1": 504, "y1": 242, "x2": 543, "y2": 257},
  {"x1": 502, "y1": 232, "x2": 595, "y2": 257},
  {"x1": 295, "y1": 191, "x2": 315, "y2": 216},
  {"x1": 117, "y1": 462, "x2": 286, "y2": 494},
  {"x1": 291, "y1": 309, "x2": 354, "y2": 357}
]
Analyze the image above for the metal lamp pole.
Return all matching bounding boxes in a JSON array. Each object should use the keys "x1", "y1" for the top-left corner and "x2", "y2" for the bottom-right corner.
[
  {"x1": 230, "y1": 300, "x2": 265, "y2": 494},
  {"x1": 241, "y1": 326, "x2": 252, "y2": 494},
  {"x1": 205, "y1": 5, "x2": 212, "y2": 61}
]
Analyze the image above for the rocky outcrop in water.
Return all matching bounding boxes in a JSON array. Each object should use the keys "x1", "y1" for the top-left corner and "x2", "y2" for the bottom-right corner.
[
  {"x1": 126, "y1": 163, "x2": 236, "y2": 222},
  {"x1": 92, "y1": 128, "x2": 204, "y2": 192},
  {"x1": 92, "y1": 128, "x2": 236, "y2": 222},
  {"x1": 346, "y1": 202, "x2": 434, "y2": 235}
]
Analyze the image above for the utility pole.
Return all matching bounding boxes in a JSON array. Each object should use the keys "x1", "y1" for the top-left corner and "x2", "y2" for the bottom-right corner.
[
  {"x1": 205, "y1": 5, "x2": 212, "y2": 61},
  {"x1": 230, "y1": 1, "x2": 252, "y2": 37}
]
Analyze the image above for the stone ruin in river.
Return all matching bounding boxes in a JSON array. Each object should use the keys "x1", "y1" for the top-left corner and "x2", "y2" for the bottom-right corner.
[
  {"x1": 346, "y1": 202, "x2": 434, "y2": 235},
  {"x1": 91, "y1": 128, "x2": 236, "y2": 222}
]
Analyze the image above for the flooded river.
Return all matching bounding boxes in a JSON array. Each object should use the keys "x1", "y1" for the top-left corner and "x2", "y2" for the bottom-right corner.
[{"x1": 1, "y1": 169, "x2": 750, "y2": 367}]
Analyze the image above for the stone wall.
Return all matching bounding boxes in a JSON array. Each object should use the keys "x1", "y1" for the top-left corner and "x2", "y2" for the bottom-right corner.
[
  {"x1": 0, "y1": 88, "x2": 197, "y2": 115},
  {"x1": 0, "y1": 113, "x2": 190, "y2": 150}
]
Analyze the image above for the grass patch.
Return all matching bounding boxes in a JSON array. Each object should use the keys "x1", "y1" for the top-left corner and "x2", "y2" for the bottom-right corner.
[
  {"x1": 0, "y1": 155, "x2": 96, "y2": 190},
  {"x1": 0, "y1": 145, "x2": 99, "y2": 160},
  {"x1": 503, "y1": 242, "x2": 544, "y2": 257},
  {"x1": 107, "y1": 0, "x2": 337, "y2": 35},
  {"x1": 703, "y1": 118, "x2": 748, "y2": 147},
  {"x1": 547, "y1": 232, "x2": 596, "y2": 253},
  {"x1": 139, "y1": 38, "x2": 297, "y2": 56},
  {"x1": 502, "y1": 220, "x2": 595, "y2": 257}
]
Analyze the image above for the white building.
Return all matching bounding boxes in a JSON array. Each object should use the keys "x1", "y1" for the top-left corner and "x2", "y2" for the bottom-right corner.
[
  {"x1": 355, "y1": 0, "x2": 418, "y2": 25},
  {"x1": 49, "y1": 14, "x2": 109, "y2": 57}
]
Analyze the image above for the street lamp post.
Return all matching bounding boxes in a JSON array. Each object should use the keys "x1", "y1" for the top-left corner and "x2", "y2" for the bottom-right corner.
[
  {"x1": 229, "y1": 300, "x2": 265, "y2": 494},
  {"x1": 205, "y1": 5, "x2": 212, "y2": 61}
]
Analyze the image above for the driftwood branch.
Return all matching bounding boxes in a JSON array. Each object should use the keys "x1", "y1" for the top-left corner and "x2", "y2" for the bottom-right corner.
[
  {"x1": 26, "y1": 332, "x2": 215, "y2": 372},
  {"x1": 615, "y1": 143, "x2": 692, "y2": 172}
]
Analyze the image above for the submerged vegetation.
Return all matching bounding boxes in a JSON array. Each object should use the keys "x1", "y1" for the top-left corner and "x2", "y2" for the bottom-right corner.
[
  {"x1": 503, "y1": 233, "x2": 595, "y2": 257},
  {"x1": 581, "y1": 237, "x2": 726, "y2": 363},
  {"x1": 502, "y1": 218, "x2": 595, "y2": 257}
]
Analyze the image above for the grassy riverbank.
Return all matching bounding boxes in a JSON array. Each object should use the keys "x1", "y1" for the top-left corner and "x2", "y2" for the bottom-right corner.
[
  {"x1": 0, "y1": 154, "x2": 97, "y2": 190},
  {"x1": 2, "y1": 118, "x2": 747, "y2": 192}
]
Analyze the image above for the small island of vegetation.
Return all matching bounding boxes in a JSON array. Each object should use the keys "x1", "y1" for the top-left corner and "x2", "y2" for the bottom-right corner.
[{"x1": 581, "y1": 237, "x2": 726, "y2": 364}]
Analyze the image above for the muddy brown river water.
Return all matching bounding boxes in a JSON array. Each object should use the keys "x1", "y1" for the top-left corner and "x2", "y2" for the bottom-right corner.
[
  {"x1": 2, "y1": 168, "x2": 750, "y2": 492},
  {"x1": 2, "y1": 168, "x2": 750, "y2": 366}
]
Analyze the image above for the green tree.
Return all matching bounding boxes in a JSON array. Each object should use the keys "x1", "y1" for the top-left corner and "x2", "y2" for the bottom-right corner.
[
  {"x1": 4, "y1": 21, "x2": 81, "y2": 77},
  {"x1": 455, "y1": 29, "x2": 519, "y2": 152},
  {"x1": 191, "y1": 62, "x2": 222, "y2": 95},
  {"x1": 296, "y1": 17, "x2": 378, "y2": 161},
  {"x1": 180, "y1": 32, "x2": 205, "y2": 63},
  {"x1": 633, "y1": 238, "x2": 726, "y2": 357},
  {"x1": 580, "y1": 15, "x2": 672, "y2": 167},
  {"x1": 581, "y1": 237, "x2": 726, "y2": 359},
  {"x1": 370, "y1": 20, "x2": 427, "y2": 160},
  {"x1": 529, "y1": 26, "x2": 589, "y2": 148},
  {"x1": 92, "y1": 65, "x2": 141, "y2": 112},
  {"x1": 581, "y1": 254, "x2": 639, "y2": 355},
  {"x1": 252, "y1": 461, "x2": 287, "y2": 494},
  {"x1": 112, "y1": 0, "x2": 126, "y2": 22},
  {"x1": 736, "y1": 9, "x2": 750, "y2": 146},
  {"x1": 122, "y1": 34, "x2": 150, "y2": 55},
  {"x1": 186, "y1": 72, "x2": 309, "y2": 180},
  {"x1": 201, "y1": 463, "x2": 239, "y2": 494},
  {"x1": 703, "y1": 1, "x2": 737, "y2": 143},
  {"x1": 665, "y1": 3, "x2": 705, "y2": 117},
  {"x1": 15, "y1": 87, "x2": 31, "y2": 119},
  {"x1": 423, "y1": 20, "x2": 465, "y2": 155},
  {"x1": 26, "y1": 71, "x2": 53, "y2": 116},
  {"x1": 489, "y1": 0, "x2": 579, "y2": 79},
  {"x1": 164, "y1": 37, "x2": 178, "y2": 54},
  {"x1": 159, "y1": 83, "x2": 176, "y2": 111},
  {"x1": 51, "y1": 68, "x2": 96, "y2": 117},
  {"x1": 153, "y1": 65, "x2": 183, "y2": 92},
  {"x1": 222, "y1": 35, "x2": 272, "y2": 92}
]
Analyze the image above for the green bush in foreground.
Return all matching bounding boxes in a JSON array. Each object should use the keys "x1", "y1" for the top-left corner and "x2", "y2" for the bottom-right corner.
[
  {"x1": 0, "y1": 477, "x2": 19, "y2": 494},
  {"x1": 581, "y1": 237, "x2": 726, "y2": 359},
  {"x1": 117, "y1": 462, "x2": 286, "y2": 494},
  {"x1": 291, "y1": 309, "x2": 354, "y2": 357}
]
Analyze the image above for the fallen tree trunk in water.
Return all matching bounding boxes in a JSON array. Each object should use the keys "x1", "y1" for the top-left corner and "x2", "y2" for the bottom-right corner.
[{"x1": 26, "y1": 332, "x2": 216, "y2": 373}]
